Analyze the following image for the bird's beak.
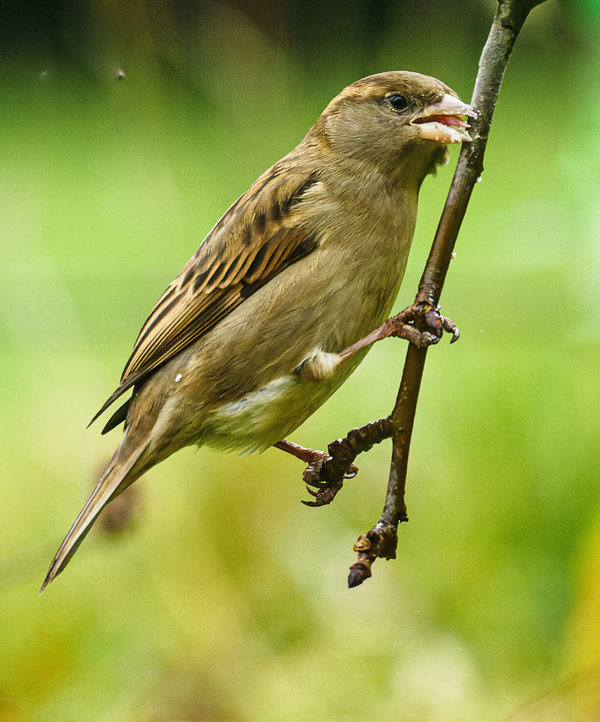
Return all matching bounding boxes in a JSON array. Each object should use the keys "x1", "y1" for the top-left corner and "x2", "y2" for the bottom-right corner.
[{"x1": 412, "y1": 94, "x2": 477, "y2": 144}]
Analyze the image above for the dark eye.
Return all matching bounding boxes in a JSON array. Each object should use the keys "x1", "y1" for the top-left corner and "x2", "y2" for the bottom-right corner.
[{"x1": 387, "y1": 94, "x2": 408, "y2": 110}]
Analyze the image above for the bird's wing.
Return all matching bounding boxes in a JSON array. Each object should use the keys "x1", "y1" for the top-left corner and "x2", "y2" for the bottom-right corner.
[{"x1": 91, "y1": 164, "x2": 320, "y2": 425}]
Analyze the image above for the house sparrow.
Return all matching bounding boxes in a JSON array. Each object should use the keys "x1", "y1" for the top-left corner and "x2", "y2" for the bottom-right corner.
[{"x1": 41, "y1": 71, "x2": 474, "y2": 591}]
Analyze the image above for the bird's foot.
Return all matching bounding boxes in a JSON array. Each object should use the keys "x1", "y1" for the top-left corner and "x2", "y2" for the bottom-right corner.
[
  {"x1": 384, "y1": 302, "x2": 460, "y2": 348},
  {"x1": 274, "y1": 439, "x2": 357, "y2": 506},
  {"x1": 296, "y1": 417, "x2": 393, "y2": 507},
  {"x1": 276, "y1": 417, "x2": 392, "y2": 507},
  {"x1": 302, "y1": 454, "x2": 358, "y2": 507}
]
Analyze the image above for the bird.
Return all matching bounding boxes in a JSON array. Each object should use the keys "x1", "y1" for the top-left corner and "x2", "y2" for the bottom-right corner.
[{"x1": 41, "y1": 71, "x2": 474, "y2": 591}]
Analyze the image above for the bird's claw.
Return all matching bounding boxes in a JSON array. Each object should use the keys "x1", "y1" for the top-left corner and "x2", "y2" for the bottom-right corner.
[
  {"x1": 301, "y1": 456, "x2": 358, "y2": 506},
  {"x1": 441, "y1": 313, "x2": 460, "y2": 343},
  {"x1": 421, "y1": 304, "x2": 460, "y2": 344},
  {"x1": 301, "y1": 479, "x2": 344, "y2": 507},
  {"x1": 388, "y1": 303, "x2": 459, "y2": 348}
]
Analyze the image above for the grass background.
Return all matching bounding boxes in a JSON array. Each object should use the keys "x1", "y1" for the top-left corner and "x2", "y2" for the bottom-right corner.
[{"x1": 1, "y1": 1, "x2": 599, "y2": 719}]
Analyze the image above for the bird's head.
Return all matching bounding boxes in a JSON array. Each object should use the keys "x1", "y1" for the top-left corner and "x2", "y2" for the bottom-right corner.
[{"x1": 314, "y1": 71, "x2": 476, "y2": 189}]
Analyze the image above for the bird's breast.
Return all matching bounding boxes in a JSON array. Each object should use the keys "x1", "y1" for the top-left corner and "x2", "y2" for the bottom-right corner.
[{"x1": 303, "y1": 187, "x2": 416, "y2": 348}]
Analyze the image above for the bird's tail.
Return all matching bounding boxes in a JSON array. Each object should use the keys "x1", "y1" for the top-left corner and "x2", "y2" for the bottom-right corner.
[{"x1": 40, "y1": 436, "x2": 151, "y2": 594}]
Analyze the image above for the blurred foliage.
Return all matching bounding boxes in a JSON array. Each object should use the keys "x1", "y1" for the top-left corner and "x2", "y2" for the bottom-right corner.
[{"x1": 0, "y1": 1, "x2": 599, "y2": 720}]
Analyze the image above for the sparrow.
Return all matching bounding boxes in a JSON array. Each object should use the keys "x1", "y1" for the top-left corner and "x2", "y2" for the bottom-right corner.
[{"x1": 41, "y1": 71, "x2": 474, "y2": 591}]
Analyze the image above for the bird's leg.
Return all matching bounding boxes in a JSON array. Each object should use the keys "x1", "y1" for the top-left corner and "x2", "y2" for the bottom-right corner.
[
  {"x1": 338, "y1": 302, "x2": 459, "y2": 364},
  {"x1": 295, "y1": 304, "x2": 459, "y2": 383},
  {"x1": 274, "y1": 439, "x2": 329, "y2": 464},
  {"x1": 274, "y1": 439, "x2": 358, "y2": 506}
]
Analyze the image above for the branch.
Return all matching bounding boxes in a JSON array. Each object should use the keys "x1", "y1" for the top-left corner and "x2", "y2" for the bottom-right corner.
[{"x1": 347, "y1": 0, "x2": 549, "y2": 587}]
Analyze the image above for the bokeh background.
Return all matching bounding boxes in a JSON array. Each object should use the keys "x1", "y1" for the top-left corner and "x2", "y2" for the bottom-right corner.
[{"x1": 1, "y1": 1, "x2": 599, "y2": 720}]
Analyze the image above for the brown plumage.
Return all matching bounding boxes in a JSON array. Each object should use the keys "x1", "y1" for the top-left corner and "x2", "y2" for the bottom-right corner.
[{"x1": 41, "y1": 71, "x2": 474, "y2": 591}]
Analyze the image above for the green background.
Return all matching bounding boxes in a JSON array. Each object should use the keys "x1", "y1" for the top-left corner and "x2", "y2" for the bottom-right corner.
[{"x1": 1, "y1": 1, "x2": 599, "y2": 719}]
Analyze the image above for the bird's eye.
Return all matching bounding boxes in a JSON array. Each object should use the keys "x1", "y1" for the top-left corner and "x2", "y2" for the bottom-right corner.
[{"x1": 387, "y1": 94, "x2": 408, "y2": 110}]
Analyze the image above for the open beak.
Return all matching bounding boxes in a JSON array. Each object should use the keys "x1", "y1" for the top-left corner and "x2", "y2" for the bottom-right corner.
[{"x1": 412, "y1": 93, "x2": 477, "y2": 144}]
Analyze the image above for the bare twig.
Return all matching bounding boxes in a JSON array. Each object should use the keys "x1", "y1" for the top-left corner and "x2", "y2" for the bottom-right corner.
[{"x1": 346, "y1": 0, "x2": 549, "y2": 587}]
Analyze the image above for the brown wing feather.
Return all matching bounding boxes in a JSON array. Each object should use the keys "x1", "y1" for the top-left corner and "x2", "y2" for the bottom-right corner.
[{"x1": 90, "y1": 163, "x2": 320, "y2": 426}]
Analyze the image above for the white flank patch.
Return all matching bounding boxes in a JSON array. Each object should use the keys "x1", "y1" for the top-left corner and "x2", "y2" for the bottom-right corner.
[{"x1": 216, "y1": 375, "x2": 296, "y2": 421}]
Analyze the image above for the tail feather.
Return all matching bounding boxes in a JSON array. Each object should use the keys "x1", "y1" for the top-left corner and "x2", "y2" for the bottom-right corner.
[{"x1": 40, "y1": 437, "x2": 150, "y2": 594}]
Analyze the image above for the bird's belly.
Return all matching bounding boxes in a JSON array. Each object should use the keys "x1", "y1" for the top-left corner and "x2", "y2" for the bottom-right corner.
[{"x1": 201, "y1": 349, "x2": 365, "y2": 453}]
